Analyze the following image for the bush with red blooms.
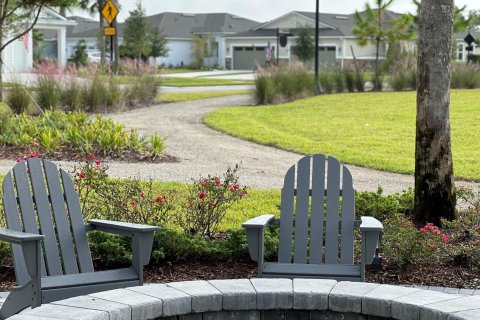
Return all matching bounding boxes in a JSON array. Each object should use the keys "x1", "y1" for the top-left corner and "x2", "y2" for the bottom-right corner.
[{"x1": 177, "y1": 164, "x2": 247, "y2": 237}]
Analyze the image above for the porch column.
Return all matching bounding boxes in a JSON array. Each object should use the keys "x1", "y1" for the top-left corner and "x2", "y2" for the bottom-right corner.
[{"x1": 57, "y1": 27, "x2": 67, "y2": 67}]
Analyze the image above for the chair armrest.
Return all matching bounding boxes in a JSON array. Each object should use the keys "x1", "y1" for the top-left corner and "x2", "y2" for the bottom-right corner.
[
  {"x1": 0, "y1": 228, "x2": 44, "y2": 245},
  {"x1": 88, "y1": 219, "x2": 160, "y2": 236},
  {"x1": 242, "y1": 214, "x2": 275, "y2": 229},
  {"x1": 242, "y1": 214, "x2": 275, "y2": 263},
  {"x1": 359, "y1": 216, "x2": 383, "y2": 265},
  {"x1": 359, "y1": 216, "x2": 384, "y2": 232}
]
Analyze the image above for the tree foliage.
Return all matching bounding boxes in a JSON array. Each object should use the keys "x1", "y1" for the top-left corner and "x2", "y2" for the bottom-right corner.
[
  {"x1": 121, "y1": 1, "x2": 169, "y2": 60},
  {"x1": 353, "y1": 0, "x2": 414, "y2": 91},
  {"x1": 190, "y1": 34, "x2": 207, "y2": 69},
  {"x1": 72, "y1": 39, "x2": 88, "y2": 67},
  {"x1": 292, "y1": 27, "x2": 315, "y2": 64}
]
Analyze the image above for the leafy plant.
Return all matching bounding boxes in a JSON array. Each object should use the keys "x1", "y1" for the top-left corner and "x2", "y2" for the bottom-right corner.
[
  {"x1": 177, "y1": 164, "x2": 248, "y2": 236},
  {"x1": 6, "y1": 83, "x2": 31, "y2": 114}
]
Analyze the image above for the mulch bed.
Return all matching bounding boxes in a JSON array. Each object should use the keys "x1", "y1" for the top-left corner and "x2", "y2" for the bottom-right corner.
[
  {"x1": 1, "y1": 259, "x2": 479, "y2": 291},
  {"x1": 0, "y1": 145, "x2": 178, "y2": 163}
]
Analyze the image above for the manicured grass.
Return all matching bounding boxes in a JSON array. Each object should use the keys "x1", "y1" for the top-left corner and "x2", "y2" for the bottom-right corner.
[
  {"x1": 161, "y1": 68, "x2": 204, "y2": 74},
  {"x1": 204, "y1": 90, "x2": 480, "y2": 181},
  {"x1": 161, "y1": 77, "x2": 253, "y2": 87},
  {"x1": 156, "y1": 90, "x2": 252, "y2": 103}
]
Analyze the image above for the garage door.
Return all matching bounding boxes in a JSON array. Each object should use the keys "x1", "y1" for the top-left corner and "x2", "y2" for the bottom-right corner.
[
  {"x1": 233, "y1": 46, "x2": 268, "y2": 70},
  {"x1": 302, "y1": 46, "x2": 337, "y2": 70}
]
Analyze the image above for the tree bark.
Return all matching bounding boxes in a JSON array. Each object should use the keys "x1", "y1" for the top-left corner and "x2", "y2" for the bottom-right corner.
[{"x1": 414, "y1": 0, "x2": 456, "y2": 226}]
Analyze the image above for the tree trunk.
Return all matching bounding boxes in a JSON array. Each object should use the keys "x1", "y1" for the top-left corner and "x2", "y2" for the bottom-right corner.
[
  {"x1": 0, "y1": 20, "x2": 4, "y2": 101},
  {"x1": 374, "y1": 37, "x2": 381, "y2": 91},
  {"x1": 414, "y1": 0, "x2": 456, "y2": 226}
]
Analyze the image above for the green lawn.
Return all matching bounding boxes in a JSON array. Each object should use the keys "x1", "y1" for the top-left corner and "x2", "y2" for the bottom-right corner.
[
  {"x1": 161, "y1": 77, "x2": 253, "y2": 87},
  {"x1": 161, "y1": 68, "x2": 204, "y2": 74},
  {"x1": 204, "y1": 90, "x2": 480, "y2": 181},
  {"x1": 156, "y1": 90, "x2": 252, "y2": 103}
]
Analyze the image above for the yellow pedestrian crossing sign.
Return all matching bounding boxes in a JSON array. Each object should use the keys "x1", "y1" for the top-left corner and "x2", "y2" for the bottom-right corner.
[{"x1": 101, "y1": 0, "x2": 119, "y2": 25}]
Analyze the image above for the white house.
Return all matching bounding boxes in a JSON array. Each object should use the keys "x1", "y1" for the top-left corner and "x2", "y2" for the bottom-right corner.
[
  {"x1": 2, "y1": 7, "x2": 75, "y2": 74},
  {"x1": 66, "y1": 12, "x2": 260, "y2": 68}
]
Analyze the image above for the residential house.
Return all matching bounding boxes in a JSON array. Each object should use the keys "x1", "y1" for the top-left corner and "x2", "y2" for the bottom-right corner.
[
  {"x1": 455, "y1": 30, "x2": 480, "y2": 62},
  {"x1": 66, "y1": 12, "x2": 260, "y2": 68},
  {"x1": 223, "y1": 10, "x2": 406, "y2": 70},
  {"x1": 2, "y1": 7, "x2": 75, "y2": 74}
]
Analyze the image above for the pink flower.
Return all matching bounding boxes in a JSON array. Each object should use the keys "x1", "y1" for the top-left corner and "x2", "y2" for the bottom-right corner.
[
  {"x1": 16, "y1": 157, "x2": 23, "y2": 163},
  {"x1": 95, "y1": 160, "x2": 101, "y2": 165},
  {"x1": 215, "y1": 178, "x2": 221, "y2": 186},
  {"x1": 200, "y1": 180, "x2": 207, "y2": 188},
  {"x1": 79, "y1": 172, "x2": 86, "y2": 179},
  {"x1": 209, "y1": 201, "x2": 216, "y2": 207},
  {"x1": 130, "y1": 200, "x2": 137, "y2": 206},
  {"x1": 140, "y1": 191, "x2": 146, "y2": 199},
  {"x1": 198, "y1": 191, "x2": 206, "y2": 200},
  {"x1": 240, "y1": 191, "x2": 247, "y2": 197},
  {"x1": 27, "y1": 152, "x2": 38, "y2": 158},
  {"x1": 441, "y1": 234, "x2": 449, "y2": 243},
  {"x1": 155, "y1": 196, "x2": 165, "y2": 205},
  {"x1": 87, "y1": 153, "x2": 95, "y2": 160},
  {"x1": 229, "y1": 184, "x2": 240, "y2": 191}
]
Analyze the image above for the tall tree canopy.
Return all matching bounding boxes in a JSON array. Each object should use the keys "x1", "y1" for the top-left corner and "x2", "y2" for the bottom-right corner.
[
  {"x1": 353, "y1": 0, "x2": 414, "y2": 91},
  {"x1": 414, "y1": 0, "x2": 456, "y2": 226}
]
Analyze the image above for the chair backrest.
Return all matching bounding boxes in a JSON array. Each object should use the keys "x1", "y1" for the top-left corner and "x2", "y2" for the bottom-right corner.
[
  {"x1": 277, "y1": 154, "x2": 355, "y2": 265},
  {"x1": 2, "y1": 158, "x2": 94, "y2": 286}
]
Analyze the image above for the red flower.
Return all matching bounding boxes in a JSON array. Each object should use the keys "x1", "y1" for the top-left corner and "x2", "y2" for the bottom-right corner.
[
  {"x1": 229, "y1": 185, "x2": 240, "y2": 191},
  {"x1": 27, "y1": 152, "x2": 38, "y2": 158},
  {"x1": 130, "y1": 200, "x2": 137, "y2": 206},
  {"x1": 215, "y1": 177, "x2": 221, "y2": 186},
  {"x1": 87, "y1": 153, "x2": 96, "y2": 160},
  {"x1": 441, "y1": 234, "x2": 449, "y2": 243},
  {"x1": 79, "y1": 172, "x2": 86, "y2": 179},
  {"x1": 140, "y1": 191, "x2": 146, "y2": 199},
  {"x1": 200, "y1": 180, "x2": 207, "y2": 188},
  {"x1": 209, "y1": 201, "x2": 216, "y2": 207},
  {"x1": 198, "y1": 191, "x2": 206, "y2": 200},
  {"x1": 155, "y1": 196, "x2": 166, "y2": 205},
  {"x1": 95, "y1": 160, "x2": 101, "y2": 165},
  {"x1": 16, "y1": 157, "x2": 23, "y2": 163}
]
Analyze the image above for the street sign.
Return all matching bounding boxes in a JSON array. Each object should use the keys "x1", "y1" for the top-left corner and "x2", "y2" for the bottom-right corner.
[
  {"x1": 104, "y1": 27, "x2": 116, "y2": 36},
  {"x1": 101, "y1": 0, "x2": 119, "y2": 25},
  {"x1": 466, "y1": 45, "x2": 474, "y2": 52},
  {"x1": 464, "y1": 32, "x2": 475, "y2": 46}
]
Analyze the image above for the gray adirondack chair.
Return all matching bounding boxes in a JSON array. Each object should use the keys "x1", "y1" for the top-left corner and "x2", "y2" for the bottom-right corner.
[
  {"x1": 243, "y1": 154, "x2": 383, "y2": 281},
  {"x1": 0, "y1": 158, "x2": 160, "y2": 319}
]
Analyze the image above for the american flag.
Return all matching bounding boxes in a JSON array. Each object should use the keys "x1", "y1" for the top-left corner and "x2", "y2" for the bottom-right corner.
[{"x1": 20, "y1": 32, "x2": 29, "y2": 53}]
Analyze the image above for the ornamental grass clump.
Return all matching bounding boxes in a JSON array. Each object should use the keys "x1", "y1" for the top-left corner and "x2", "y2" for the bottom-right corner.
[
  {"x1": 177, "y1": 164, "x2": 248, "y2": 237},
  {"x1": 6, "y1": 83, "x2": 31, "y2": 114}
]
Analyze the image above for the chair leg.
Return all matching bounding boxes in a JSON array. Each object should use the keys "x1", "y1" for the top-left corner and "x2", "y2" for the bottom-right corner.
[{"x1": 0, "y1": 283, "x2": 34, "y2": 319}]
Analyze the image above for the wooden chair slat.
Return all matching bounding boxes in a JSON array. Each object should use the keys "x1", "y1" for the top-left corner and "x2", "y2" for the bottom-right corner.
[
  {"x1": 27, "y1": 158, "x2": 63, "y2": 276},
  {"x1": 13, "y1": 162, "x2": 47, "y2": 276},
  {"x1": 278, "y1": 165, "x2": 295, "y2": 263},
  {"x1": 309, "y1": 154, "x2": 325, "y2": 264},
  {"x1": 60, "y1": 169, "x2": 94, "y2": 273},
  {"x1": 293, "y1": 156, "x2": 310, "y2": 264},
  {"x1": 43, "y1": 160, "x2": 79, "y2": 274},
  {"x1": 340, "y1": 166, "x2": 355, "y2": 264},
  {"x1": 324, "y1": 157, "x2": 340, "y2": 264},
  {"x1": 2, "y1": 172, "x2": 30, "y2": 286}
]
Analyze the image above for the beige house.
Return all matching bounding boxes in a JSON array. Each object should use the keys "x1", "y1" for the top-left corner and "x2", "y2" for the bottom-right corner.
[{"x1": 224, "y1": 11, "x2": 401, "y2": 70}]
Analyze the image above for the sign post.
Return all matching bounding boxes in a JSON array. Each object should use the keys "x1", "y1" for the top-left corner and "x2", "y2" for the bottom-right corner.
[{"x1": 101, "y1": 0, "x2": 119, "y2": 71}]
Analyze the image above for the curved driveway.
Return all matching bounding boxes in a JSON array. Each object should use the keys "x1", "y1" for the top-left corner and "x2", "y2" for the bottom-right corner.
[{"x1": 0, "y1": 95, "x2": 477, "y2": 194}]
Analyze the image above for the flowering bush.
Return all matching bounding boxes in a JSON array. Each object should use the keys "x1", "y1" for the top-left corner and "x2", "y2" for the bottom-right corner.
[
  {"x1": 177, "y1": 164, "x2": 248, "y2": 237},
  {"x1": 72, "y1": 154, "x2": 175, "y2": 226}
]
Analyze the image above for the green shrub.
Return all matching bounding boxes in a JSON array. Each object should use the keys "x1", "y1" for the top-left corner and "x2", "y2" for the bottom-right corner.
[
  {"x1": 451, "y1": 63, "x2": 480, "y2": 89},
  {"x1": 36, "y1": 74, "x2": 61, "y2": 110},
  {"x1": 61, "y1": 78, "x2": 83, "y2": 111},
  {"x1": 255, "y1": 72, "x2": 275, "y2": 104},
  {"x1": 124, "y1": 75, "x2": 158, "y2": 108},
  {"x1": 0, "y1": 102, "x2": 12, "y2": 118},
  {"x1": 319, "y1": 73, "x2": 333, "y2": 94},
  {"x1": 81, "y1": 76, "x2": 108, "y2": 112},
  {"x1": 6, "y1": 83, "x2": 31, "y2": 114},
  {"x1": 356, "y1": 187, "x2": 414, "y2": 221},
  {"x1": 407, "y1": 69, "x2": 417, "y2": 90},
  {"x1": 390, "y1": 71, "x2": 408, "y2": 91},
  {"x1": 105, "y1": 78, "x2": 124, "y2": 111},
  {"x1": 354, "y1": 72, "x2": 365, "y2": 92},
  {"x1": 333, "y1": 72, "x2": 345, "y2": 93},
  {"x1": 343, "y1": 70, "x2": 355, "y2": 92}
]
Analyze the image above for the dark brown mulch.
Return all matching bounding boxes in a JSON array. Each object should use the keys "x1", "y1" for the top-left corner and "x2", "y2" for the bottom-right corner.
[
  {"x1": 0, "y1": 145, "x2": 178, "y2": 164},
  {"x1": 1, "y1": 260, "x2": 479, "y2": 291}
]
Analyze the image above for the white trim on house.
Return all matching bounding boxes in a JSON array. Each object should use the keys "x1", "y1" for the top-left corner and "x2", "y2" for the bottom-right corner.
[{"x1": 253, "y1": 11, "x2": 335, "y2": 31}]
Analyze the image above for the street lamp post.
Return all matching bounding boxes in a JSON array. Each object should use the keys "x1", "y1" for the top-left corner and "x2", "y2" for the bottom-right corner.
[{"x1": 314, "y1": 0, "x2": 323, "y2": 94}]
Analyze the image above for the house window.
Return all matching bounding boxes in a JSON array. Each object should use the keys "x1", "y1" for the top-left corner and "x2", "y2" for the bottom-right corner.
[{"x1": 457, "y1": 43, "x2": 464, "y2": 61}]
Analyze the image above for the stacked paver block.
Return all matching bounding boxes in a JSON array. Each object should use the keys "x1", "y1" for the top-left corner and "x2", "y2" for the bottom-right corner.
[{"x1": 6, "y1": 279, "x2": 480, "y2": 320}]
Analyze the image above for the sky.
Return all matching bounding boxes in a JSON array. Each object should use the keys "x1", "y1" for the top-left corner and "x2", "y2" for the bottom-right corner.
[{"x1": 109, "y1": 0, "x2": 479, "y2": 23}]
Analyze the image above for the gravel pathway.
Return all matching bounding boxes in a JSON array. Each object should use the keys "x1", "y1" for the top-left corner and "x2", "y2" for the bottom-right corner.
[{"x1": 0, "y1": 95, "x2": 477, "y2": 194}]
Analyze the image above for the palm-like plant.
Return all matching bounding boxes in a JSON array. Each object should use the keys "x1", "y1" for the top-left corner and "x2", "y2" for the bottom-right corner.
[{"x1": 353, "y1": 0, "x2": 414, "y2": 91}]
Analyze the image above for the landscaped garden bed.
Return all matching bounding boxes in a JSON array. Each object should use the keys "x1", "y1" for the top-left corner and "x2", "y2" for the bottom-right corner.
[{"x1": 0, "y1": 157, "x2": 478, "y2": 291}]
